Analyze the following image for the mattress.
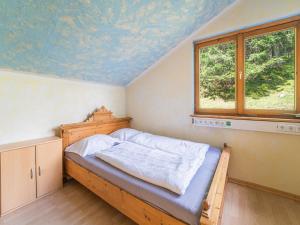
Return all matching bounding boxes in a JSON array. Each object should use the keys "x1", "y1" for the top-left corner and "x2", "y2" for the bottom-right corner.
[{"x1": 65, "y1": 146, "x2": 221, "y2": 225}]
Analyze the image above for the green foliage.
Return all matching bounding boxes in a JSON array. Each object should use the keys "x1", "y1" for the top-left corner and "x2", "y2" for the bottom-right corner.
[
  {"x1": 199, "y1": 28, "x2": 295, "y2": 101},
  {"x1": 245, "y1": 29, "x2": 295, "y2": 99},
  {"x1": 199, "y1": 42, "x2": 236, "y2": 101}
]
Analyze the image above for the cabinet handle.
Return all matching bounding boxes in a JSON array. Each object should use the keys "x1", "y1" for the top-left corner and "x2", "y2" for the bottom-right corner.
[
  {"x1": 38, "y1": 166, "x2": 41, "y2": 176},
  {"x1": 30, "y1": 168, "x2": 33, "y2": 179}
]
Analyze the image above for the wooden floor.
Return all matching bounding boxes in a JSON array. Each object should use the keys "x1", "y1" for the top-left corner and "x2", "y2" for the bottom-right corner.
[
  {"x1": 222, "y1": 182, "x2": 300, "y2": 225},
  {"x1": 0, "y1": 180, "x2": 299, "y2": 225}
]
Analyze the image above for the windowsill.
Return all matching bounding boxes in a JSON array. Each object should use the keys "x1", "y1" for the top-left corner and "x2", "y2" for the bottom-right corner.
[{"x1": 191, "y1": 114, "x2": 300, "y2": 123}]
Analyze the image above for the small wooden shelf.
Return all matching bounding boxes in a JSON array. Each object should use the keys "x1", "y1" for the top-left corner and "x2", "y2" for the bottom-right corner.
[{"x1": 0, "y1": 136, "x2": 62, "y2": 215}]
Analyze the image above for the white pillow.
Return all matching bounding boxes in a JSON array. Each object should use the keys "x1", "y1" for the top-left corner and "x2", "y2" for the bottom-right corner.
[
  {"x1": 65, "y1": 134, "x2": 120, "y2": 157},
  {"x1": 110, "y1": 128, "x2": 142, "y2": 141}
]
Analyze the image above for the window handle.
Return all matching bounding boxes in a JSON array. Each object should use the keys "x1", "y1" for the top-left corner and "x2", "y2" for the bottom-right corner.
[
  {"x1": 30, "y1": 168, "x2": 33, "y2": 179},
  {"x1": 38, "y1": 166, "x2": 41, "y2": 176},
  {"x1": 239, "y1": 71, "x2": 243, "y2": 80}
]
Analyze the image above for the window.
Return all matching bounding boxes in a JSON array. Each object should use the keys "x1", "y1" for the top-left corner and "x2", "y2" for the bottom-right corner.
[
  {"x1": 194, "y1": 17, "x2": 300, "y2": 120},
  {"x1": 244, "y1": 28, "x2": 295, "y2": 111},
  {"x1": 198, "y1": 39, "x2": 236, "y2": 111}
]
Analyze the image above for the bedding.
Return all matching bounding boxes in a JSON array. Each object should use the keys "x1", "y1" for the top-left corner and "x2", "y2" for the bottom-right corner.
[
  {"x1": 65, "y1": 134, "x2": 120, "y2": 157},
  {"x1": 65, "y1": 146, "x2": 221, "y2": 225},
  {"x1": 129, "y1": 132, "x2": 208, "y2": 156},
  {"x1": 95, "y1": 140, "x2": 209, "y2": 195},
  {"x1": 110, "y1": 128, "x2": 142, "y2": 141}
]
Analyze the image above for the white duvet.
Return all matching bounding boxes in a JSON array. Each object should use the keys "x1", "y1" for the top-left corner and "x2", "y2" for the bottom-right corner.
[{"x1": 95, "y1": 133, "x2": 209, "y2": 195}]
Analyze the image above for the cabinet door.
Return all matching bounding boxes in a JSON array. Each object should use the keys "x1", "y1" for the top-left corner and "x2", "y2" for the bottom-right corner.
[
  {"x1": 36, "y1": 141, "x2": 62, "y2": 197},
  {"x1": 1, "y1": 147, "x2": 36, "y2": 214}
]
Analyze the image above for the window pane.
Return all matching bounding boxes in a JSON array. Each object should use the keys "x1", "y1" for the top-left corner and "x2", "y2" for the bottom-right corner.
[
  {"x1": 245, "y1": 28, "x2": 295, "y2": 111},
  {"x1": 199, "y1": 41, "x2": 236, "y2": 109}
]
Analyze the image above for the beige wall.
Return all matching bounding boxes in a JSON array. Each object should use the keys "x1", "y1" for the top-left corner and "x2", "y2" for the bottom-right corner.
[
  {"x1": 127, "y1": 0, "x2": 300, "y2": 195},
  {"x1": 0, "y1": 69, "x2": 125, "y2": 145}
]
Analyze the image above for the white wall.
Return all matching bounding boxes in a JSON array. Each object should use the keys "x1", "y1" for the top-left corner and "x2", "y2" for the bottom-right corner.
[
  {"x1": 127, "y1": 0, "x2": 300, "y2": 195},
  {"x1": 0, "y1": 69, "x2": 126, "y2": 145}
]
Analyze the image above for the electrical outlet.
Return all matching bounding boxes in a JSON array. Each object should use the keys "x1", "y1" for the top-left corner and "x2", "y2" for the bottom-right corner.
[
  {"x1": 277, "y1": 124, "x2": 285, "y2": 132},
  {"x1": 193, "y1": 118, "x2": 227, "y2": 128},
  {"x1": 276, "y1": 124, "x2": 299, "y2": 133},
  {"x1": 192, "y1": 117, "x2": 300, "y2": 135},
  {"x1": 287, "y1": 125, "x2": 296, "y2": 132}
]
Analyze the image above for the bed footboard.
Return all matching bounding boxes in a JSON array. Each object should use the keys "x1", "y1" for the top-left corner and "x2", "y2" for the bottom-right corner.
[{"x1": 200, "y1": 146, "x2": 231, "y2": 225}]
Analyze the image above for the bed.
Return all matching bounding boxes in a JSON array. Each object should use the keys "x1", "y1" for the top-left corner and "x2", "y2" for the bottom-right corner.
[{"x1": 60, "y1": 106, "x2": 230, "y2": 225}]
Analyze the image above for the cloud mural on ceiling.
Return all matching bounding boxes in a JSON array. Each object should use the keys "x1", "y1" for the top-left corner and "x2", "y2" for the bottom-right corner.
[{"x1": 0, "y1": 0, "x2": 235, "y2": 85}]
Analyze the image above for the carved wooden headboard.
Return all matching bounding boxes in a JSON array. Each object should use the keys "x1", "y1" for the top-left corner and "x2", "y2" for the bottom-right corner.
[{"x1": 60, "y1": 106, "x2": 131, "y2": 149}]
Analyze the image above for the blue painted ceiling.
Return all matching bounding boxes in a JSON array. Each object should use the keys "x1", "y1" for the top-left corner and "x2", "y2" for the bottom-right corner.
[{"x1": 0, "y1": 0, "x2": 235, "y2": 85}]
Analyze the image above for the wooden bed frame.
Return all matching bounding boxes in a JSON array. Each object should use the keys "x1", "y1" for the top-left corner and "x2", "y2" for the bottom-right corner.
[{"x1": 60, "y1": 106, "x2": 230, "y2": 225}]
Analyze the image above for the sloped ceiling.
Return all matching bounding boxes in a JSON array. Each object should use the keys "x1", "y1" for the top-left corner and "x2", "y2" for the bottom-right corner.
[{"x1": 0, "y1": 0, "x2": 235, "y2": 85}]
